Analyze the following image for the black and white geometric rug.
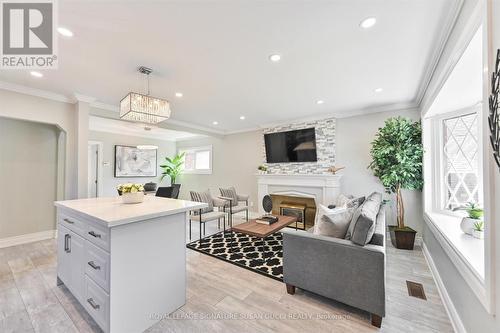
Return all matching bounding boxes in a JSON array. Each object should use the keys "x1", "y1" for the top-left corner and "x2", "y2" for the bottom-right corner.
[{"x1": 186, "y1": 231, "x2": 283, "y2": 281}]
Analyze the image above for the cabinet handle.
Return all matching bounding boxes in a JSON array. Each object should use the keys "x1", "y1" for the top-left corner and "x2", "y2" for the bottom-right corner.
[
  {"x1": 87, "y1": 298, "x2": 100, "y2": 310},
  {"x1": 88, "y1": 231, "x2": 101, "y2": 238},
  {"x1": 88, "y1": 261, "x2": 101, "y2": 270},
  {"x1": 63, "y1": 218, "x2": 74, "y2": 224},
  {"x1": 64, "y1": 234, "x2": 71, "y2": 253}
]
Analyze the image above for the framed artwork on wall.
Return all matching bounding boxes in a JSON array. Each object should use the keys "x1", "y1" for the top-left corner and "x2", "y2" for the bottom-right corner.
[{"x1": 114, "y1": 145, "x2": 157, "y2": 177}]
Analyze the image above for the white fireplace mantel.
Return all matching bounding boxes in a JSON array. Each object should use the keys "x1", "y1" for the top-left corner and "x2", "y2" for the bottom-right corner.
[{"x1": 256, "y1": 173, "x2": 342, "y2": 214}]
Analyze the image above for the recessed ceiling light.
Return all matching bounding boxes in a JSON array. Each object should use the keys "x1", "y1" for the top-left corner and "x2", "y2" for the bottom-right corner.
[
  {"x1": 360, "y1": 17, "x2": 377, "y2": 29},
  {"x1": 269, "y1": 54, "x2": 281, "y2": 62},
  {"x1": 30, "y1": 71, "x2": 43, "y2": 78},
  {"x1": 316, "y1": 100, "x2": 324, "y2": 105},
  {"x1": 212, "y1": 121, "x2": 219, "y2": 125},
  {"x1": 374, "y1": 88, "x2": 383, "y2": 93},
  {"x1": 57, "y1": 27, "x2": 73, "y2": 37},
  {"x1": 239, "y1": 116, "x2": 245, "y2": 120},
  {"x1": 175, "y1": 92, "x2": 183, "y2": 98}
]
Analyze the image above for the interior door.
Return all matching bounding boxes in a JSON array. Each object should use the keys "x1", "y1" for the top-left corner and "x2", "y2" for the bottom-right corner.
[{"x1": 88, "y1": 144, "x2": 98, "y2": 198}]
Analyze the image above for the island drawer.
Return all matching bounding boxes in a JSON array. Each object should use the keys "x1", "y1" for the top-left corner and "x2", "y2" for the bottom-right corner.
[
  {"x1": 84, "y1": 221, "x2": 110, "y2": 252},
  {"x1": 57, "y1": 213, "x2": 86, "y2": 237},
  {"x1": 84, "y1": 276, "x2": 109, "y2": 332},
  {"x1": 85, "y1": 241, "x2": 110, "y2": 292}
]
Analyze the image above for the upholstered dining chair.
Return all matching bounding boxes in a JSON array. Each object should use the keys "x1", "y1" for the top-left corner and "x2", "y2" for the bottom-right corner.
[
  {"x1": 189, "y1": 190, "x2": 229, "y2": 241},
  {"x1": 219, "y1": 187, "x2": 249, "y2": 227}
]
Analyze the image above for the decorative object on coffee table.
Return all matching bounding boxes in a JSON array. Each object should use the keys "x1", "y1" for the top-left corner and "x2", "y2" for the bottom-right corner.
[
  {"x1": 117, "y1": 183, "x2": 145, "y2": 204},
  {"x1": 488, "y1": 49, "x2": 500, "y2": 170},
  {"x1": 369, "y1": 117, "x2": 423, "y2": 250}
]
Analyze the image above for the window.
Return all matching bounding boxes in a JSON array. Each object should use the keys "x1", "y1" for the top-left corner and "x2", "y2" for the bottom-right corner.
[
  {"x1": 442, "y1": 113, "x2": 480, "y2": 210},
  {"x1": 179, "y1": 146, "x2": 212, "y2": 174}
]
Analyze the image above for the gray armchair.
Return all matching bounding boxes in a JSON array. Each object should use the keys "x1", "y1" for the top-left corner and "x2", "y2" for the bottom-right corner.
[
  {"x1": 189, "y1": 190, "x2": 229, "y2": 240},
  {"x1": 282, "y1": 204, "x2": 386, "y2": 327},
  {"x1": 219, "y1": 187, "x2": 249, "y2": 226}
]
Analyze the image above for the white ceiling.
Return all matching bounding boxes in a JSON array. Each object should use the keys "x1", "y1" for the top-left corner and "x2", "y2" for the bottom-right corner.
[
  {"x1": 89, "y1": 116, "x2": 205, "y2": 141},
  {"x1": 0, "y1": 0, "x2": 458, "y2": 133}
]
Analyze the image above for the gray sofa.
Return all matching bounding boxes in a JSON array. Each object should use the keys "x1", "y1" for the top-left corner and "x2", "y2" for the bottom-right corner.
[{"x1": 282, "y1": 204, "x2": 386, "y2": 327}]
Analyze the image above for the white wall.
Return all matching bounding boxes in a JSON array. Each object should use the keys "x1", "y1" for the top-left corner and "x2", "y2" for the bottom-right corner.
[
  {"x1": 0, "y1": 118, "x2": 59, "y2": 238},
  {"x1": 176, "y1": 131, "x2": 262, "y2": 210},
  {"x1": 88, "y1": 131, "x2": 177, "y2": 197},
  {"x1": 336, "y1": 108, "x2": 423, "y2": 234},
  {"x1": 419, "y1": 0, "x2": 500, "y2": 332},
  {"x1": 0, "y1": 89, "x2": 78, "y2": 199}
]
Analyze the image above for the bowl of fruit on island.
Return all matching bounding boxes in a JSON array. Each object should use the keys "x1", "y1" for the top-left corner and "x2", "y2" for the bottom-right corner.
[{"x1": 117, "y1": 183, "x2": 145, "y2": 204}]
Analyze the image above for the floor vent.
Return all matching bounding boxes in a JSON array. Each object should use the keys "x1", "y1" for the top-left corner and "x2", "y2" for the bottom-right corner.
[{"x1": 406, "y1": 281, "x2": 427, "y2": 300}]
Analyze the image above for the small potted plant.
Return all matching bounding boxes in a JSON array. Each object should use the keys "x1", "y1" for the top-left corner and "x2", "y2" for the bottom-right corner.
[
  {"x1": 117, "y1": 183, "x2": 145, "y2": 204},
  {"x1": 257, "y1": 165, "x2": 268, "y2": 174},
  {"x1": 472, "y1": 221, "x2": 484, "y2": 239},
  {"x1": 455, "y1": 202, "x2": 483, "y2": 235}
]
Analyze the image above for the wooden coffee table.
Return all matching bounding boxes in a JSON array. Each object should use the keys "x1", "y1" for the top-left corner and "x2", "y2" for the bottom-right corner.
[{"x1": 229, "y1": 215, "x2": 297, "y2": 264}]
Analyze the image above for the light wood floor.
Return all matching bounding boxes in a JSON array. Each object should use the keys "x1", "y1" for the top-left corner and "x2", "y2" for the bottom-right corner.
[{"x1": 0, "y1": 217, "x2": 453, "y2": 333}]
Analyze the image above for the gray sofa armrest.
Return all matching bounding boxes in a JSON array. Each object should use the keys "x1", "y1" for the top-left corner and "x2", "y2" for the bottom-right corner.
[{"x1": 282, "y1": 229, "x2": 385, "y2": 317}]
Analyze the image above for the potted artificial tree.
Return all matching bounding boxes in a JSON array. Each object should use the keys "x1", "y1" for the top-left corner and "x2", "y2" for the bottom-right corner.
[
  {"x1": 160, "y1": 153, "x2": 185, "y2": 195},
  {"x1": 369, "y1": 117, "x2": 424, "y2": 250}
]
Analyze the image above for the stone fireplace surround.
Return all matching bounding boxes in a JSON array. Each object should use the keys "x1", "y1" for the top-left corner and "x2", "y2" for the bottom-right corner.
[{"x1": 256, "y1": 174, "x2": 342, "y2": 216}]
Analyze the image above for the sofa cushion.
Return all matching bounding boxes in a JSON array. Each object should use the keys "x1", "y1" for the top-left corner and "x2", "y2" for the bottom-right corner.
[
  {"x1": 345, "y1": 192, "x2": 382, "y2": 244},
  {"x1": 313, "y1": 204, "x2": 354, "y2": 238}
]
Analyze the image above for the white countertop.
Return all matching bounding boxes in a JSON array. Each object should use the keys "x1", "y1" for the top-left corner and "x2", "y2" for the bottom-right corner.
[{"x1": 55, "y1": 196, "x2": 207, "y2": 227}]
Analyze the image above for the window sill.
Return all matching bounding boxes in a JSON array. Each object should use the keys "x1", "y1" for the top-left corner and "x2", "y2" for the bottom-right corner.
[{"x1": 424, "y1": 211, "x2": 490, "y2": 311}]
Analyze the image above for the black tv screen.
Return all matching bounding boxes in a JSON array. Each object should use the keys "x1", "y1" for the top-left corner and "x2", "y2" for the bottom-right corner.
[{"x1": 264, "y1": 128, "x2": 317, "y2": 163}]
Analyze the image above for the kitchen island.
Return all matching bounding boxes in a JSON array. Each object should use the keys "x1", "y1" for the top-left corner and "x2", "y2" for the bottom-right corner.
[{"x1": 55, "y1": 196, "x2": 206, "y2": 333}]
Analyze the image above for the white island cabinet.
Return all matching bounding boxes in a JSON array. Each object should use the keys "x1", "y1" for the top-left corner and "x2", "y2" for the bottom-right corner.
[{"x1": 55, "y1": 196, "x2": 206, "y2": 333}]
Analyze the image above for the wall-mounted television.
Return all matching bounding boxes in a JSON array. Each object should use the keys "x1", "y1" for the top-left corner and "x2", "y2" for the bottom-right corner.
[{"x1": 264, "y1": 128, "x2": 317, "y2": 163}]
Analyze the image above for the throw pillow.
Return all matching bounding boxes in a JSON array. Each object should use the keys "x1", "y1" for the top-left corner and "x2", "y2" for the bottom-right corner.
[
  {"x1": 335, "y1": 194, "x2": 351, "y2": 208},
  {"x1": 345, "y1": 192, "x2": 382, "y2": 243},
  {"x1": 347, "y1": 196, "x2": 365, "y2": 208},
  {"x1": 190, "y1": 190, "x2": 214, "y2": 214},
  {"x1": 313, "y1": 204, "x2": 354, "y2": 238}
]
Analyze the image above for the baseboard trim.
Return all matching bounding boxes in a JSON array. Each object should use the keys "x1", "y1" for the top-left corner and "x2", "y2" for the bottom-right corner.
[
  {"x1": 422, "y1": 242, "x2": 466, "y2": 333},
  {"x1": 0, "y1": 230, "x2": 56, "y2": 249}
]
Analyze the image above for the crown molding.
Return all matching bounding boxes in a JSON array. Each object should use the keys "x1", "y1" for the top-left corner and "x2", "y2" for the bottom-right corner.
[
  {"x1": 0, "y1": 80, "x2": 73, "y2": 103},
  {"x1": 73, "y1": 93, "x2": 96, "y2": 104},
  {"x1": 413, "y1": 0, "x2": 465, "y2": 107}
]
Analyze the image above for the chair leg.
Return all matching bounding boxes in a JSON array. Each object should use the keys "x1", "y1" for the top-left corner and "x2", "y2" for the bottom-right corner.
[
  {"x1": 203, "y1": 222, "x2": 206, "y2": 236},
  {"x1": 371, "y1": 314, "x2": 382, "y2": 328},
  {"x1": 246, "y1": 209, "x2": 248, "y2": 222},
  {"x1": 286, "y1": 284, "x2": 296, "y2": 295},
  {"x1": 199, "y1": 221, "x2": 202, "y2": 241},
  {"x1": 218, "y1": 218, "x2": 220, "y2": 229},
  {"x1": 189, "y1": 219, "x2": 192, "y2": 240}
]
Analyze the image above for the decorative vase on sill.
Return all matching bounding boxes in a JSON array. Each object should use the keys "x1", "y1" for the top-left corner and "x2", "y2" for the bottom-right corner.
[
  {"x1": 117, "y1": 183, "x2": 145, "y2": 204},
  {"x1": 472, "y1": 229, "x2": 484, "y2": 239},
  {"x1": 454, "y1": 202, "x2": 484, "y2": 236},
  {"x1": 460, "y1": 217, "x2": 476, "y2": 235}
]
